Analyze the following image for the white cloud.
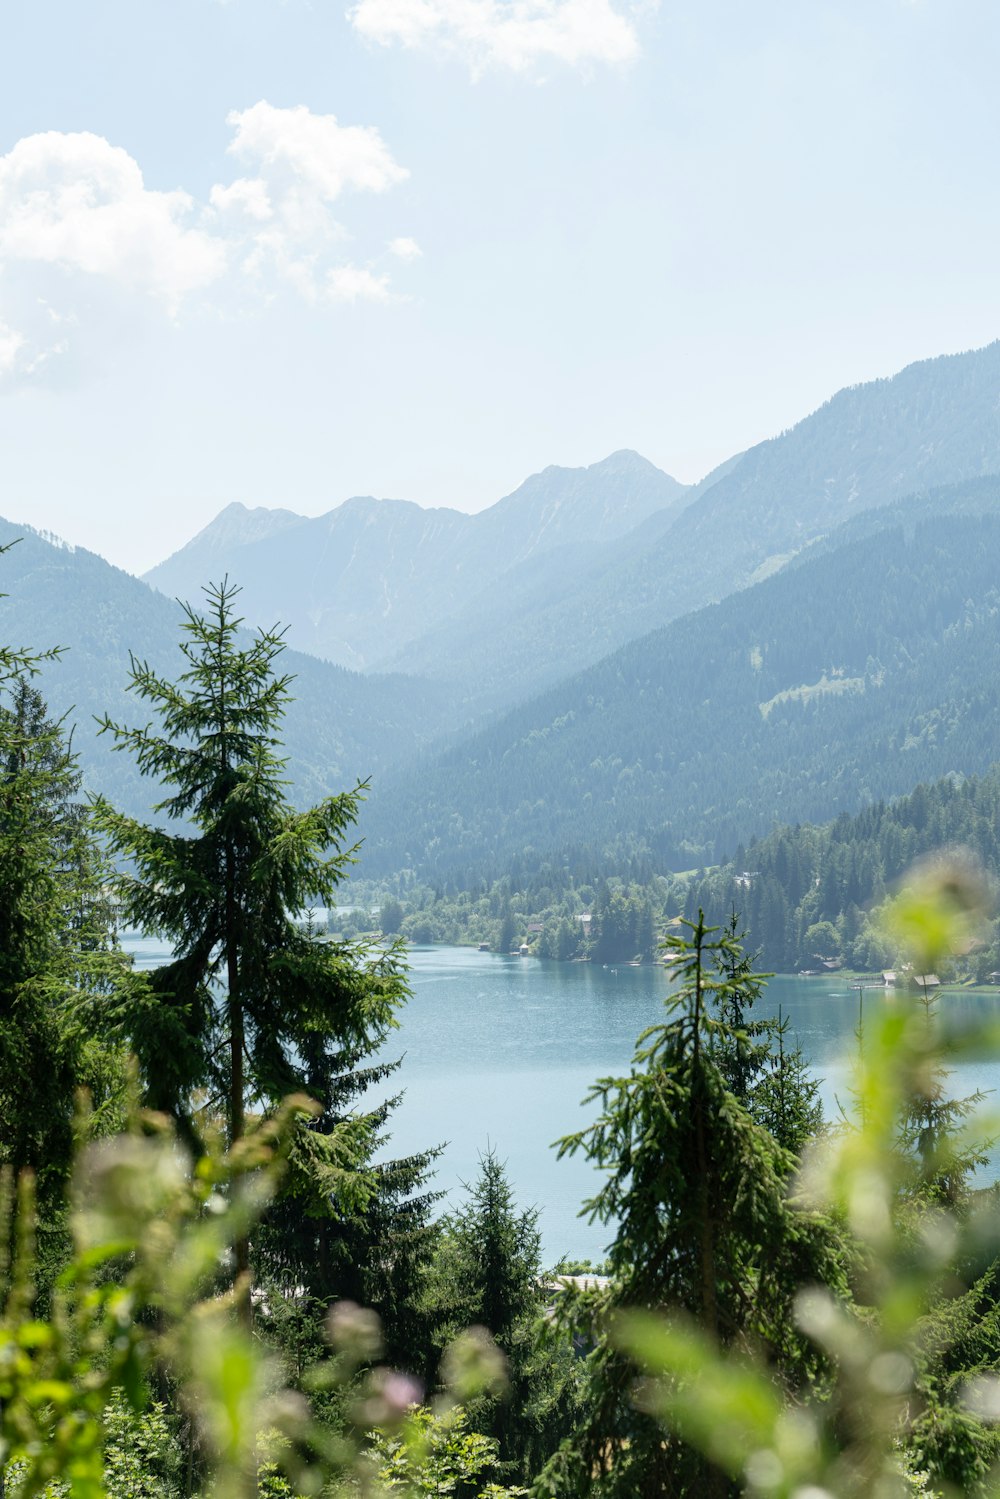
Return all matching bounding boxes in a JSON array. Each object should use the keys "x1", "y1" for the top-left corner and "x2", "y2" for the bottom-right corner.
[
  {"x1": 211, "y1": 101, "x2": 410, "y2": 299},
  {"x1": 0, "y1": 131, "x2": 228, "y2": 312},
  {"x1": 0, "y1": 318, "x2": 24, "y2": 373},
  {"x1": 209, "y1": 176, "x2": 273, "y2": 222},
  {"x1": 0, "y1": 106, "x2": 414, "y2": 381},
  {"x1": 226, "y1": 101, "x2": 409, "y2": 200},
  {"x1": 348, "y1": 0, "x2": 640, "y2": 73},
  {"x1": 23, "y1": 337, "x2": 69, "y2": 376},
  {"x1": 389, "y1": 236, "x2": 422, "y2": 260},
  {"x1": 326, "y1": 264, "x2": 392, "y2": 302}
]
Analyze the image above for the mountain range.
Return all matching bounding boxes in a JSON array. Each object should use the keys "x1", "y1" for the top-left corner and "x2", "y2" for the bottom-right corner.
[
  {"x1": 5, "y1": 338, "x2": 1000, "y2": 877},
  {"x1": 145, "y1": 449, "x2": 688, "y2": 678},
  {"x1": 354, "y1": 482, "x2": 1000, "y2": 878},
  {"x1": 147, "y1": 341, "x2": 1000, "y2": 714}
]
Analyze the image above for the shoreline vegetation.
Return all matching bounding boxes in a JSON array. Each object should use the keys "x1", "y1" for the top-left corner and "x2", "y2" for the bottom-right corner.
[
  {"x1": 337, "y1": 761, "x2": 1000, "y2": 987},
  {"x1": 128, "y1": 919, "x2": 1000, "y2": 997},
  {"x1": 334, "y1": 926, "x2": 1000, "y2": 994}
]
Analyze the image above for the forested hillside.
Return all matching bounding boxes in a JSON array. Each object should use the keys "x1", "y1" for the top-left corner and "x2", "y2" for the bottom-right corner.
[
  {"x1": 358, "y1": 491, "x2": 1000, "y2": 879},
  {"x1": 0, "y1": 522, "x2": 454, "y2": 819},
  {"x1": 359, "y1": 756, "x2": 1000, "y2": 982},
  {"x1": 686, "y1": 762, "x2": 1000, "y2": 977}
]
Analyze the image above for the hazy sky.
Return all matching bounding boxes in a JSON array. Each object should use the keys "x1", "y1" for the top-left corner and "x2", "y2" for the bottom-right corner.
[{"x1": 1, "y1": 0, "x2": 998, "y2": 574}]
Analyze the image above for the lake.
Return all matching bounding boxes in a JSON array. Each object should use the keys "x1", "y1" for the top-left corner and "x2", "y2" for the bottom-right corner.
[{"x1": 120, "y1": 937, "x2": 1000, "y2": 1263}]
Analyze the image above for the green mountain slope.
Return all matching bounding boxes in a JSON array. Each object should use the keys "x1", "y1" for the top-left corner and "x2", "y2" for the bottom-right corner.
[
  {"x1": 356, "y1": 482, "x2": 1000, "y2": 878},
  {"x1": 0, "y1": 522, "x2": 453, "y2": 821}
]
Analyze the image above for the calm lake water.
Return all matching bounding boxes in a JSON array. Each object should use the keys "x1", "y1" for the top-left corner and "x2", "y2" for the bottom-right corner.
[{"x1": 119, "y1": 937, "x2": 1000, "y2": 1262}]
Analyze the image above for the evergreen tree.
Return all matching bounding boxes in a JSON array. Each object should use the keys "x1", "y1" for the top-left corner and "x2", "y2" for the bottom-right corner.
[
  {"x1": 92, "y1": 581, "x2": 420, "y2": 1321},
  {"x1": 751, "y1": 1011, "x2": 824, "y2": 1156},
  {"x1": 710, "y1": 910, "x2": 773, "y2": 1106},
  {"x1": 898, "y1": 983, "x2": 990, "y2": 1210},
  {"x1": 257, "y1": 1041, "x2": 442, "y2": 1376},
  {"x1": 379, "y1": 896, "x2": 404, "y2": 935},
  {"x1": 0, "y1": 674, "x2": 127, "y2": 1279},
  {"x1": 538, "y1": 913, "x2": 846, "y2": 1498},
  {"x1": 592, "y1": 888, "x2": 638, "y2": 964},
  {"x1": 426, "y1": 1149, "x2": 580, "y2": 1483},
  {"x1": 498, "y1": 904, "x2": 517, "y2": 953},
  {"x1": 432, "y1": 1148, "x2": 541, "y2": 1352},
  {"x1": 711, "y1": 915, "x2": 824, "y2": 1158}
]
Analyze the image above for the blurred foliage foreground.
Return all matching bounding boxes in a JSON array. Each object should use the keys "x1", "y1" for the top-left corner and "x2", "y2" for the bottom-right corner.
[
  {"x1": 612, "y1": 859, "x2": 1000, "y2": 1499},
  {"x1": 0, "y1": 1091, "x2": 520, "y2": 1499},
  {"x1": 6, "y1": 857, "x2": 1000, "y2": 1496}
]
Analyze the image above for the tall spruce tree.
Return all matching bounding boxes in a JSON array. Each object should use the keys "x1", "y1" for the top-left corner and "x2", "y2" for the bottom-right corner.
[
  {"x1": 712, "y1": 912, "x2": 824, "y2": 1158},
  {"x1": 255, "y1": 1034, "x2": 442, "y2": 1376},
  {"x1": 710, "y1": 909, "x2": 774, "y2": 1106},
  {"x1": 0, "y1": 668, "x2": 128, "y2": 1288},
  {"x1": 424, "y1": 1148, "x2": 581, "y2": 1483},
  {"x1": 92, "y1": 581, "x2": 420, "y2": 1320},
  {"x1": 750, "y1": 1009, "x2": 824, "y2": 1156},
  {"x1": 538, "y1": 913, "x2": 846, "y2": 1499}
]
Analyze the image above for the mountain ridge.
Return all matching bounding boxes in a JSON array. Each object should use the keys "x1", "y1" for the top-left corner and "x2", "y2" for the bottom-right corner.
[
  {"x1": 143, "y1": 449, "x2": 689, "y2": 671},
  {"x1": 374, "y1": 342, "x2": 1000, "y2": 709}
]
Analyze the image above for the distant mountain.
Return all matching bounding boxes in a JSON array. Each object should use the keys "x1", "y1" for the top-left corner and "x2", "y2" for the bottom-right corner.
[
  {"x1": 166, "y1": 501, "x2": 305, "y2": 568},
  {"x1": 0, "y1": 521, "x2": 453, "y2": 822},
  {"x1": 355, "y1": 480, "x2": 1000, "y2": 879},
  {"x1": 21, "y1": 338, "x2": 1000, "y2": 886},
  {"x1": 144, "y1": 451, "x2": 689, "y2": 671},
  {"x1": 383, "y1": 342, "x2": 1000, "y2": 709}
]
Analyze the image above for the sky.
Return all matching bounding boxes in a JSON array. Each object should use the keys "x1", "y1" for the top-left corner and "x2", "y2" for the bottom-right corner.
[{"x1": 1, "y1": 0, "x2": 999, "y2": 575}]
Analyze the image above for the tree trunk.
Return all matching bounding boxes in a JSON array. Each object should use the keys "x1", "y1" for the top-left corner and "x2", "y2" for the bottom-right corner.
[
  {"x1": 692, "y1": 915, "x2": 724, "y2": 1499},
  {"x1": 227, "y1": 857, "x2": 251, "y2": 1332}
]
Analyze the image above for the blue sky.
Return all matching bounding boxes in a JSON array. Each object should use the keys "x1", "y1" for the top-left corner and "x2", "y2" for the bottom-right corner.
[{"x1": 0, "y1": 0, "x2": 998, "y2": 573}]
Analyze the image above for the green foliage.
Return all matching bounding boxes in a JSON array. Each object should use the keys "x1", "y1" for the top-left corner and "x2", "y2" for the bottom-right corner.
[
  {"x1": 91, "y1": 581, "x2": 425, "y2": 1328},
  {"x1": 0, "y1": 667, "x2": 129, "y2": 1293},
  {"x1": 611, "y1": 857, "x2": 1000, "y2": 1498},
  {"x1": 425, "y1": 1153, "x2": 582, "y2": 1485},
  {"x1": 590, "y1": 886, "x2": 657, "y2": 964},
  {"x1": 539, "y1": 913, "x2": 844, "y2": 1496},
  {"x1": 498, "y1": 906, "x2": 518, "y2": 955},
  {"x1": 0, "y1": 1099, "x2": 474, "y2": 1499},
  {"x1": 380, "y1": 898, "x2": 405, "y2": 936},
  {"x1": 0, "y1": 1100, "x2": 314, "y2": 1499},
  {"x1": 100, "y1": 1390, "x2": 184, "y2": 1499},
  {"x1": 6, "y1": 1394, "x2": 184, "y2": 1498},
  {"x1": 749, "y1": 1014, "x2": 824, "y2": 1156},
  {"x1": 708, "y1": 912, "x2": 824, "y2": 1156},
  {"x1": 344, "y1": 868, "x2": 671, "y2": 967},
  {"x1": 93, "y1": 579, "x2": 402, "y2": 1136},
  {"x1": 428, "y1": 1152, "x2": 541, "y2": 1350},
  {"x1": 372, "y1": 1404, "x2": 507, "y2": 1496}
]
